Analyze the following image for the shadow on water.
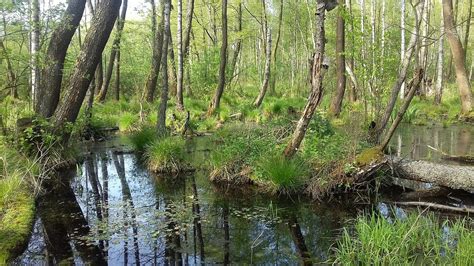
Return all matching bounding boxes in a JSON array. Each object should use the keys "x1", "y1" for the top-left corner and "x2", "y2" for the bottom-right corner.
[{"x1": 16, "y1": 138, "x2": 359, "y2": 265}]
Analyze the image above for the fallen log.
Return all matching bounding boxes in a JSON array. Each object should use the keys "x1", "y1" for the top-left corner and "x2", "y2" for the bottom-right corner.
[
  {"x1": 427, "y1": 145, "x2": 474, "y2": 165},
  {"x1": 391, "y1": 201, "x2": 474, "y2": 214}
]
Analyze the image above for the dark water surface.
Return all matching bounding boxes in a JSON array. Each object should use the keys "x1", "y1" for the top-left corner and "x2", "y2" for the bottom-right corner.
[{"x1": 15, "y1": 138, "x2": 355, "y2": 265}]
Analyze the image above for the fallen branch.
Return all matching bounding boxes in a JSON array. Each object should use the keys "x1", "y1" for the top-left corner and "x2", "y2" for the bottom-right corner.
[
  {"x1": 427, "y1": 145, "x2": 474, "y2": 164},
  {"x1": 391, "y1": 201, "x2": 474, "y2": 213}
]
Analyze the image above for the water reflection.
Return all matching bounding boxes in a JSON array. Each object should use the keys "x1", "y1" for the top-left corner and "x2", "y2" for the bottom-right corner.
[
  {"x1": 17, "y1": 141, "x2": 353, "y2": 265},
  {"x1": 390, "y1": 125, "x2": 473, "y2": 163}
]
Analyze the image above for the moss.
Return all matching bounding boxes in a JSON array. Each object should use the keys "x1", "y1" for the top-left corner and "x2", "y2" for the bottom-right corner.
[
  {"x1": 355, "y1": 147, "x2": 383, "y2": 167},
  {"x1": 0, "y1": 176, "x2": 35, "y2": 263}
]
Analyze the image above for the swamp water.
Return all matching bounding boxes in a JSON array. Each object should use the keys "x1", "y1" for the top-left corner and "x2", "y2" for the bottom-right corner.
[
  {"x1": 14, "y1": 138, "x2": 355, "y2": 265},
  {"x1": 14, "y1": 124, "x2": 473, "y2": 265}
]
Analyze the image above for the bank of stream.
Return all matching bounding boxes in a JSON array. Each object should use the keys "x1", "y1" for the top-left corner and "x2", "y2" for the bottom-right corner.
[{"x1": 13, "y1": 124, "x2": 474, "y2": 264}]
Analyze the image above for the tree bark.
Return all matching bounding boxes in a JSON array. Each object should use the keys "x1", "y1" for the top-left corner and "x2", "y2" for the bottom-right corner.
[
  {"x1": 207, "y1": 0, "x2": 228, "y2": 116},
  {"x1": 329, "y1": 0, "x2": 346, "y2": 117},
  {"x1": 269, "y1": 0, "x2": 283, "y2": 95},
  {"x1": 283, "y1": 1, "x2": 332, "y2": 158},
  {"x1": 254, "y1": 0, "x2": 271, "y2": 108},
  {"x1": 35, "y1": 0, "x2": 87, "y2": 118},
  {"x1": 463, "y1": 0, "x2": 472, "y2": 62},
  {"x1": 157, "y1": 0, "x2": 171, "y2": 135},
  {"x1": 435, "y1": 5, "x2": 444, "y2": 105},
  {"x1": 96, "y1": 0, "x2": 128, "y2": 102},
  {"x1": 30, "y1": 0, "x2": 40, "y2": 107},
  {"x1": 400, "y1": 0, "x2": 406, "y2": 99},
  {"x1": 176, "y1": 0, "x2": 184, "y2": 110},
  {"x1": 443, "y1": 0, "x2": 473, "y2": 115},
  {"x1": 228, "y1": 1, "x2": 243, "y2": 87},
  {"x1": 183, "y1": 0, "x2": 195, "y2": 59},
  {"x1": 114, "y1": 49, "x2": 120, "y2": 101},
  {"x1": 53, "y1": 0, "x2": 122, "y2": 130},
  {"x1": 145, "y1": 2, "x2": 165, "y2": 103}
]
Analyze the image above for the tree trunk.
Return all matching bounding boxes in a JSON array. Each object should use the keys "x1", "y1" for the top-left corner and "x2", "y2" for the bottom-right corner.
[
  {"x1": 463, "y1": 0, "x2": 472, "y2": 61},
  {"x1": 96, "y1": 0, "x2": 128, "y2": 102},
  {"x1": 114, "y1": 49, "x2": 120, "y2": 101},
  {"x1": 283, "y1": 1, "x2": 331, "y2": 158},
  {"x1": 377, "y1": 3, "x2": 422, "y2": 140},
  {"x1": 87, "y1": 0, "x2": 105, "y2": 97},
  {"x1": 443, "y1": 0, "x2": 473, "y2": 115},
  {"x1": 35, "y1": 0, "x2": 86, "y2": 118},
  {"x1": 228, "y1": 1, "x2": 243, "y2": 87},
  {"x1": 269, "y1": 0, "x2": 283, "y2": 95},
  {"x1": 0, "y1": 39, "x2": 18, "y2": 98},
  {"x1": 254, "y1": 29, "x2": 272, "y2": 107},
  {"x1": 53, "y1": 0, "x2": 122, "y2": 130},
  {"x1": 145, "y1": 2, "x2": 165, "y2": 103},
  {"x1": 400, "y1": 0, "x2": 406, "y2": 99},
  {"x1": 435, "y1": 5, "x2": 444, "y2": 105},
  {"x1": 183, "y1": 0, "x2": 195, "y2": 59},
  {"x1": 329, "y1": 0, "x2": 346, "y2": 117},
  {"x1": 157, "y1": 0, "x2": 171, "y2": 136},
  {"x1": 30, "y1": 0, "x2": 40, "y2": 107},
  {"x1": 207, "y1": 0, "x2": 227, "y2": 116},
  {"x1": 176, "y1": 0, "x2": 184, "y2": 110}
]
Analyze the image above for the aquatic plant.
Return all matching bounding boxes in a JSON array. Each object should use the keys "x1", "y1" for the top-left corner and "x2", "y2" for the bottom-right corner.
[
  {"x1": 333, "y1": 212, "x2": 474, "y2": 265},
  {"x1": 145, "y1": 136, "x2": 188, "y2": 173},
  {"x1": 128, "y1": 127, "x2": 157, "y2": 153}
]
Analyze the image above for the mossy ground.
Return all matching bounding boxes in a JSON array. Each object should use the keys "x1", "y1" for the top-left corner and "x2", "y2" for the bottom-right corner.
[{"x1": 0, "y1": 140, "x2": 36, "y2": 263}]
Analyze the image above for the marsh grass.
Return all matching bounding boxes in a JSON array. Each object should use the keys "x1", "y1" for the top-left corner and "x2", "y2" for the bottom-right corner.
[
  {"x1": 128, "y1": 127, "x2": 157, "y2": 153},
  {"x1": 145, "y1": 136, "x2": 189, "y2": 173},
  {"x1": 334, "y1": 212, "x2": 474, "y2": 265}
]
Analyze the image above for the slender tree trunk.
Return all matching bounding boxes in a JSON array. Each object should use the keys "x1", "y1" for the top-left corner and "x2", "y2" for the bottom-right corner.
[
  {"x1": 87, "y1": 0, "x2": 104, "y2": 96},
  {"x1": 347, "y1": 0, "x2": 357, "y2": 102},
  {"x1": 97, "y1": 0, "x2": 128, "y2": 102},
  {"x1": 0, "y1": 39, "x2": 18, "y2": 98},
  {"x1": 167, "y1": 31, "x2": 178, "y2": 97},
  {"x1": 418, "y1": 0, "x2": 430, "y2": 97},
  {"x1": 329, "y1": 0, "x2": 346, "y2": 117},
  {"x1": 53, "y1": 0, "x2": 122, "y2": 130},
  {"x1": 176, "y1": 0, "x2": 184, "y2": 110},
  {"x1": 377, "y1": 2, "x2": 423, "y2": 139},
  {"x1": 114, "y1": 49, "x2": 120, "y2": 101},
  {"x1": 207, "y1": 0, "x2": 227, "y2": 116},
  {"x1": 157, "y1": 0, "x2": 171, "y2": 135},
  {"x1": 30, "y1": 0, "x2": 40, "y2": 107},
  {"x1": 183, "y1": 0, "x2": 195, "y2": 96},
  {"x1": 463, "y1": 0, "x2": 472, "y2": 62},
  {"x1": 254, "y1": 29, "x2": 272, "y2": 107},
  {"x1": 35, "y1": 0, "x2": 86, "y2": 118},
  {"x1": 400, "y1": 0, "x2": 406, "y2": 99},
  {"x1": 145, "y1": 2, "x2": 165, "y2": 103},
  {"x1": 269, "y1": 0, "x2": 283, "y2": 95},
  {"x1": 284, "y1": 1, "x2": 333, "y2": 158},
  {"x1": 435, "y1": 5, "x2": 444, "y2": 105},
  {"x1": 443, "y1": 0, "x2": 473, "y2": 115},
  {"x1": 228, "y1": 1, "x2": 242, "y2": 87}
]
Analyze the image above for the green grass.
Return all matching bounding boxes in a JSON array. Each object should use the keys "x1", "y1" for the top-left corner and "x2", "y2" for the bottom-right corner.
[
  {"x1": 334, "y1": 212, "x2": 474, "y2": 265},
  {"x1": 0, "y1": 140, "x2": 36, "y2": 263},
  {"x1": 255, "y1": 154, "x2": 309, "y2": 194},
  {"x1": 128, "y1": 127, "x2": 157, "y2": 153},
  {"x1": 145, "y1": 136, "x2": 187, "y2": 173}
]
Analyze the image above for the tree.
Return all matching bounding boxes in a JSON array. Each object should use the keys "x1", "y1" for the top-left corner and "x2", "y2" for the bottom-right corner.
[
  {"x1": 328, "y1": 0, "x2": 346, "y2": 117},
  {"x1": 400, "y1": 0, "x2": 406, "y2": 99},
  {"x1": 435, "y1": 4, "x2": 444, "y2": 105},
  {"x1": 35, "y1": 0, "x2": 87, "y2": 118},
  {"x1": 157, "y1": 0, "x2": 171, "y2": 135},
  {"x1": 53, "y1": 0, "x2": 122, "y2": 130},
  {"x1": 29, "y1": 0, "x2": 40, "y2": 106},
  {"x1": 145, "y1": 0, "x2": 165, "y2": 103},
  {"x1": 97, "y1": 0, "x2": 128, "y2": 102},
  {"x1": 254, "y1": 0, "x2": 272, "y2": 108},
  {"x1": 176, "y1": 0, "x2": 184, "y2": 110},
  {"x1": 443, "y1": 0, "x2": 472, "y2": 115},
  {"x1": 207, "y1": 0, "x2": 227, "y2": 116},
  {"x1": 283, "y1": 0, "x2": 337, "y2": 158}
]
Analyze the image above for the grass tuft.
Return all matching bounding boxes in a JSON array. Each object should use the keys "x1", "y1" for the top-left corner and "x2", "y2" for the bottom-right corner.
[
  {"x1": 145, "y1": 136, "x2": 189, "y2": 173},
  {"x1": 128, "y1": 127, "x2": 157, "y2": 153}
]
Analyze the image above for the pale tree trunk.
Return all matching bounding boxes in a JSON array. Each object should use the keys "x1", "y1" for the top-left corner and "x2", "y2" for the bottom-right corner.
[
  {"x1": 145, "y1": 1, "x2": 164, "y2": 103},
  {"x1": 463, "y1": 0, "x2": 472, "y2": 62},
  {"x1": 207, "y1": 0, "x2": 227, "y2": 116},
  {"x1": 283, "y1": 1, "x2": 335, "y2": 158},
  {"x1": 114, "y1": 49, "x2": 120, "y2": 100},
  {"x1": 53, "y1": 0, "x2": 122, "y2": 130},
  {"x1": 329, "y1": 0, "x2": 346, "y2": 117},
  {"x1": 418, "y1": 0, "x2": 430, "y2": 97},
  {"x1": 377, "y1": 2, "x2": 423, "y2": 140},
  {"x1": 97, "y1": 0, "x2": 128, "y2": 102},
  {"x1": 36, "y1": 0, "x2": 86, "y2": 118},
  {"x1": 443, "y1": 0, "x2": 473, "y2": 115},
  {"x1": 30, "y1": 0, "x2": 40, "y2": 107},
  {"x1": 183, "y1": 0, "x2": 195, "y2": 96},
  {"x1": 176, "y1": 0, "x2": 184, "y2": 110},
  {"x1": 269, "y1": 0, "x2": 283, "y2": 95},
  {"x1": 400, "y1": 0, "x2": 406, "y2": 99},
  {"x1": 435, "y1": 4, "x2": 444, "y2": 105},
  {"x1": 254, "y1": 29, "x2": 272, "y2": 107},
  {"x1": 228, "y1": 1, "x2": 243, "y2": 87},
  {"x1": 347, "y1": 0, "x2": 357, "y2": 102},
  {"x1": 157, "y1": 0, "x2": 171, "y2": 135}
]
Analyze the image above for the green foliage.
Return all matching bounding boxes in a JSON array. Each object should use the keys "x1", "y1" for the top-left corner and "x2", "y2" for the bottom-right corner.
[
  {"x1": 128, "y1": 127, "x2": 157, "y2": 153},
  {"x1": 118, "y1": 112, "x2": 138, "y2": 132},
  {"x1": 334, "y1": 212, "x2": 474, "y2": 265},
  {"x1": 145, "y1": 136, "x2": 187, "y2": 173}
]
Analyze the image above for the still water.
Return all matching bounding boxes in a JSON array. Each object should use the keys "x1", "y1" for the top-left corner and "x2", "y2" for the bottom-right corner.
[{"x1": 15, "y1": 138, "x2": 354, "y2": 265}]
